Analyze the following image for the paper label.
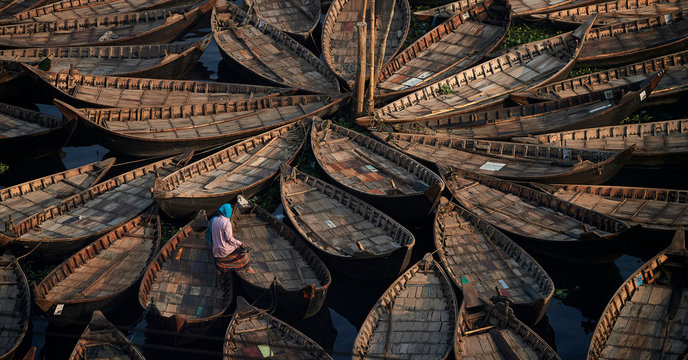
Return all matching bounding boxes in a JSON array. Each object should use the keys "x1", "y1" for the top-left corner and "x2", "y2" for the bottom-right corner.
[
  {"x1": 664, "y1": 13, "x2": 674, "y2": 24},
  {"x1": 604, "y1": 90, "x2": 614, "y2": 100},
  {"x1": 402, "y1": 78, "x2": 423, "y2": 87},
  {"x1": 324, "y1": 220, "x2": 336, "y2": 228},
  {"x1": 54, "y1": 304, "x2": 64, "y2": 316},
  {"x1": 639, "y1": 90, "x2": 647, "y2": 101},
  {"x1": 365, "y1": 165, "x2": 378, "y2": 172},
  {"x1": 418, "y1": 71, "x2": 433, "y2": 80},
  {"x1": 461, "y1": 275, "x2": 469, "y2": 284},
  {"x1": 634, "y1": 274, "x2": 643, "y2": 286},
  {"x1": 479, "y1": 161, "x2": 505, "y2": 171},
  {"x1": 258, "y1": 345, "x2": 274, "y2": 357},
  {"x1": 498, "y1": 280, "x2": 509, "y2": 289},
  {"x1": 462, "y1": 12, "x2": 470, "y2": 20}
]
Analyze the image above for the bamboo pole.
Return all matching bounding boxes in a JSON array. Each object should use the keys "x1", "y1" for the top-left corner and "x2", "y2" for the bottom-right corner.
[
  {"x1": 365, "y1": 0, "x2": 376, "y2": 114},
  {"x1": 375, "y1": 0, "x2": 397, "y2": 82},
  {"x1": 352, "y1": 21, "x2": 367, "y2": 118}
]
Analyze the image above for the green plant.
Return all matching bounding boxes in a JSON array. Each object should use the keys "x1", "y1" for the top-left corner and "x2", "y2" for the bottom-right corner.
[
  {"x1": 622, "y1": 110, "x2": 653, "y2": 124},
  {"x1": 568, "y1": 67, "x2": 604, "y2": 78},
  {"x1": 501, "y1": 23, "x2": 563, "y2": 49},
  {"x1": 0, "y1": 162, "x2": 8, "y2": 175},
  {"x1": 249, "y1": 184, "x2": 281, "y2": 213},
  {"x1": 20, "y1": 260, "x2": 56, "y2": 284},
  {"x1": 160, "y1": 223, "x2": 181, "y2": 245},
  {"x1": 438, "y1": 84, "x2": 454, "y2": 95}
]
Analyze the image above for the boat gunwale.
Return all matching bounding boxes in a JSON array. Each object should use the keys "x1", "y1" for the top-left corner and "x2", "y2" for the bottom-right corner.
[
  {"x1": 69, "y1": 310, "x2": 146, "y2": 360},
  {"x1": 0, "y1": 255, "x2": 31, "y2": 360}
]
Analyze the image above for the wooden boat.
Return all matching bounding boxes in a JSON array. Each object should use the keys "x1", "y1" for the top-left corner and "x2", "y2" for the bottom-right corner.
[
  {"x1": 413, "y1": 0, "x2": 592, "y2": 20},
  {"x1": 434, "y1": 198, "x2": 554, "y2": 325},
  {"x1": 23, "y1": 64, "x2": 297, "y2": 108},
  {"x1": 153, "y1": 121, "x2": 307, "y2": 218},
  {"x1": 587, "y1": 229, "x2": 688, "y2": 359},
  {"x1": 455, "y1": 300, "x2": 561, "y2": 359},
  {"x1": 0, "y1": 102, "x2": 77, "y2": 160},
  {"x1": 578, "y1": 13, "x2": 688, "y2": 67},
  {"x1": 0, "y1": 0, "x2": 54, "y2": 18},
  {"x1": 352, "y1": 254, "x2": 458, "y2": 359},
  {"x1": 0, "y1": 0, "x2": 214, "y2": 48},
  {"x1": 0, "y1": 158, "x2": 114, "y2": 226},
  {"x1": 0, "y1": 61, "x2": 28, "y2": 101},
  {"x1": 322, "y1": 0, "x2": 411, "y2": 89},
  {"x1": 372, "y1": 131, "x2": 634, "y2": 184},
  {"x1": 0, "y1": 255, "x2": 31, "y2": 360},
  {"x1": 9, "y1": 0, "x2": 190, "y2": 23},
  {"x1": 225, "y1": 296, "x2": 333, "y2": 359},
  {"x1": 231, "y1": 196, "x2": 331, "y2": 319},
  {"x1": 279, "y1": 163, "x2": 415, "y2": 281},
  {"x1": 54, "y1": 93, "x2": 345, "y2": 157},
  {"x1": 516, "y1": 118, "x2": 688, "y2": 167},
  {"x1": 356, "y1": 17, "x2": 596, "y2": 126},
  {"x1": 211, "y1": 0, "x2": 340, "y2": 94},
  {"x1": 529, "y1": 0, "x2": 688, "y2": 27},
  {"x1": 537, "y1": 184, "x2": 688, "y2": 231},
  {"x1": 388, "y1": 72, "x2": 663, "y2": 138},
  {"x1": 311, "y1": 118, "x2": 444, "y2": 220},
  {"x1": 244, "y1": 0, "x2": 321, "y2": 42},
  {"x1": 33, "y1": 210, "x2": 160, "y2": 323},
  {"x1": 20, "y1": 347, "x2": 36, "y2": 360},
  {"x1": 68, "y1": 310, "x2": 145, "y2": 360},
  {"x1": 138, "y1": 210, "x2": 233, "y2": 334},
  {"x1": 375, "y1": 0, "x2": 511, "y2": 100},
  {"x1": 0, "y1": 36, "x2": 213, "y2": 79},
  {"x1": 0, "y1": 151, "x2": 192, "y2": 261},
  {"x1": 438, "y1": 165, "x2": 638, "y2": 264},
  {"x1": 522, "y1": 50, "x2": 688, "y2": 107}
]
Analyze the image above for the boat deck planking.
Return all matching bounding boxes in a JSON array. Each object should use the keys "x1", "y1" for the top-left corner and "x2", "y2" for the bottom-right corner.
[
  {"x1": 0, "y1": 255, "x2": 30, "y2": 360},
  {"x1": 413, "y1": 0, "x2": 587, "y2": 19},
  {"x1": 68, "y1": 310, "x2": 145, "y2": 360},
  {"x1": 10, "y1": 0, "x2": 189, "y2": 23},
  {"x1": 245, "y1": 0, "x2": 320, "y2": 40},
  {"x1": 529, "y1": 0, "x2": 688, "y2": 26}
]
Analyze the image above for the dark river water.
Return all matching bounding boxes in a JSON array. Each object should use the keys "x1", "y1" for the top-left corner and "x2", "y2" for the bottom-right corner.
[{"x1": 1, "y1": 10, "x2": 688, "y2": 360}]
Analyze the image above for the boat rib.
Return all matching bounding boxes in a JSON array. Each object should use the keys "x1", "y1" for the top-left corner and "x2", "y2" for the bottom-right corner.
[
  {"x1": 33, "y1": 210, "x2": 160, "y2": 322},
  {"x1": 212, "y1": 0, "x2": 340, "y2": 94},
  {"x1": 244, "y1": 0, "x2": 321, "y2": 42},
  {"x1": 9, "y1": 0, "x2": 190, "y2": 23},
  {"x1": 153, "y1": 121, "x2": 308, "y2": 218},
  {"x1": 0, "y1": 0, "x2": 54, "y2": 18},
  {"x1": 280, "y1": 163, "x2": 415, "y2": 281},
  {"x1": 0, "y1": 151, "x2": 192, "y2": 261},
  {"x1": 439, "y1": 165, "x2": 637, "y2": 264},
  {"x1": 68, "y1": 310, "x2": 145, "y2": 360},
  {"x1": 352, "y1": 254, "x2": 458, "y2": 359},
  {"x1": 413, "y1": 0, "x2": 590, "y2": 20},
  {"x1": 0, "y1": 255, "x2": 30, "y2": 360},
  {"x1": 529, "y1": 0, "x2": 688, "y2": 27},
  {"x1": 356, "y1": 16, "x2": 596, "y2": 126},
  {"x1": 311, "y1": 117, "x2": 444, "y2": 220}
]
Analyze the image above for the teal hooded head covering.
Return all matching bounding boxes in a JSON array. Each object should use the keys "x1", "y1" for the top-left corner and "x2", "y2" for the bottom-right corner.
[{"x1": 207, "y1": 203, "x2": 232, "y2": 244}]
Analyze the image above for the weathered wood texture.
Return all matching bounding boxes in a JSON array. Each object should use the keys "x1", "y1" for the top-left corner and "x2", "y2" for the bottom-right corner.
[
  {"x1": 0, "y1": 0, "x2": 54, "y2": 18},
  {"x1": 245, "y1": 0, "x2": 320, "y2": 41},
  {"x1": 0, "y1": 0, "x2": 213, "y2": 48},
  {"x1": 376, "y1": 0, "x2": 510, "y2": 98},
  {"x1": 0, "y1": 102, "x2": 76, "y2": 159},
  {"x1": 311, "y1": 118, "x2": 444, "y2": 220},
  {"x1": 8, "y1": 0, "x2": 189, "y2": 23},
  {"x1": 0, "y1": 151, "x2": 191, "y2": 261},
  {"x1": 356, "y1": 17, "x2": 595, "y2": 126},
  {"x1": 212, "y1": 0, "x2": 339, "y2": 93},
  {"x1": 439, "y1": 165, "x2": 636, "y2": 264},
  {"x1": 24, "y1": 62, "x2": 295, "y2": 108},
  {"x1": 352, "y1": 254, "x2": 458, "y2": 359},
  {"x1": 373, "y1": 131, "x2": 633, "y2": 184},
  {"x1": 68, "y1": 310, "x2": 145, "y2": 360},
  {"x1": 54, "y1": 93, "x2": 345, "y2": 157},
  {"x1": 434, "y1": 201, "x2": 554, "y2": 325},
  {"x1": 0, "y1": 256, "x2": 30, "y2": 360},
  {"x1": 138, "y1": 211, "x2": 233, "y2": 334},
  {"x1": 232, "y1": 199, "x2": 331, "y2": 319},
  {"x1": 33, "y1": 211, "x2": 160, "y2": 322},
  {"x1": 0, "y1": 158, "x2": 114, "y2": 226},
  {"x1": 0, "y1": 37, "x2": 212, "y2": 79},
  {"x1": 225, "y1": 297, "x2": 333, "y2": 359},
  {"x1": 588, "y1": 229, "x2": 688, "y2": 359},
  {"x1": 529, "y1": 0, "x2": 688, "y2": 26},
  {"x1": 413, "y1": 0, "x2": 585, "y2": 19},
  {"x1": 154, "y1": 121, "x2": 307, "y2": 218},
  {"x1": 280, "y1": 163, "x2": 415, "y2": 281},
  {"x1": 322, "y1": 0, "x2": 410, "y2": 88}
]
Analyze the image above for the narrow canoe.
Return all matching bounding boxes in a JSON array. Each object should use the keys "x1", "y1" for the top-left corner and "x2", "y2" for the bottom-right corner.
[
  {"x1": 537, "y1": 184, "x2": 688, "y2": 231},
  {"x1": 389, "y1": 72, "x2": 663, "y2": 138},
  {"x1": 0, "y1": 158, "x2": 114, "y2": 226},
  {"x1": 0, "y1": 0, "x2": 54, "y2": 18},
  {"x1": 439, "y1": 165, "x2": 639, "y2": 264},
  {"x1": 578, "y1": 13, "x2": 688, "y2": 67},
  {"x1": 33, "y1": 210, "x2": 160, "y2": 324},
  {"x1": 279, "y1": 163, "x2": 415, "y2": 281},
  {"x1": 53, "y1": 94, "x2": 345, "y2": 157},
  {"x1": 587, "y1": 229, "x2": 688, "y2": 359},
  {"x1": 138, "y1": 210, "x2": 234, "y2": 334},
  {"x1": 0, "y1": 0, "x2": 214, "y2": 48},
  {"x1": 322, "y1": 0, "x2": 411, "y2": 89},
  {"x1": 153, "y1": 121, "x2": 308, "y2": 218},
  {"x1": 225, "y1": 296, "x2": 333, "y2": 359},
  {"x1": 529, "y1": 0, "x2": 688, "y2": 27},
  {"x1": 0, "y1": 151, "x2": 192, "y2": 261},
  {"x1": 516, "y1": 118, "x2": 688, "y2": 167},
  {"x1": 356, "y1": 17, "x2": 596, "y2": 126},
  {"x1": 0, "y1": 102, "x2": 76, "y2": 159},
  {"x1": 311, "y1": 117, "x2": 444, "y2": 220},
  {"x1": 523, "y1": 49, "x2": 688, "y2": 107},
  {"x1": 68, "y1": 310, "x2": 145, "y2": 360},
  {"x1": 456, "y1": 300, "x2": 561, "y2": 359},
  {"x1": 0, "y1": 255, "x2": 31, "y2": 360},
  {"x1": 231, "y1": 196, "x2": 332, "y2": 319},
  {"x1": 212, "y1": 0, "x2": 340, "y2": 94},
  {"x1": 373, "y1": 131, "x2": 635, "y2": 184},
  {"x1": 0, "y1": 36, "x2": 213, "y2": 79},
  {"x1": 23, "y1": 63, "x2": 296, "y2": 108},
  {"x1": 375, "y1": 0, "x2": 511, "y2": 100},
  {"x1": 434, "y1": 199, "x2": 554, "y2": 325},
  {"x1": 352, "y1": 254, "x2": 458, "y2": 359},
  {"x1": 413, "y1": 0, "x2": 592, "y2": 19},
  {"x1": 9, "y1": 0, "x2": 190, "y2": 23},
  {"x1": 245, "y1": 0, "x2": 321, "y2": 42}
]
